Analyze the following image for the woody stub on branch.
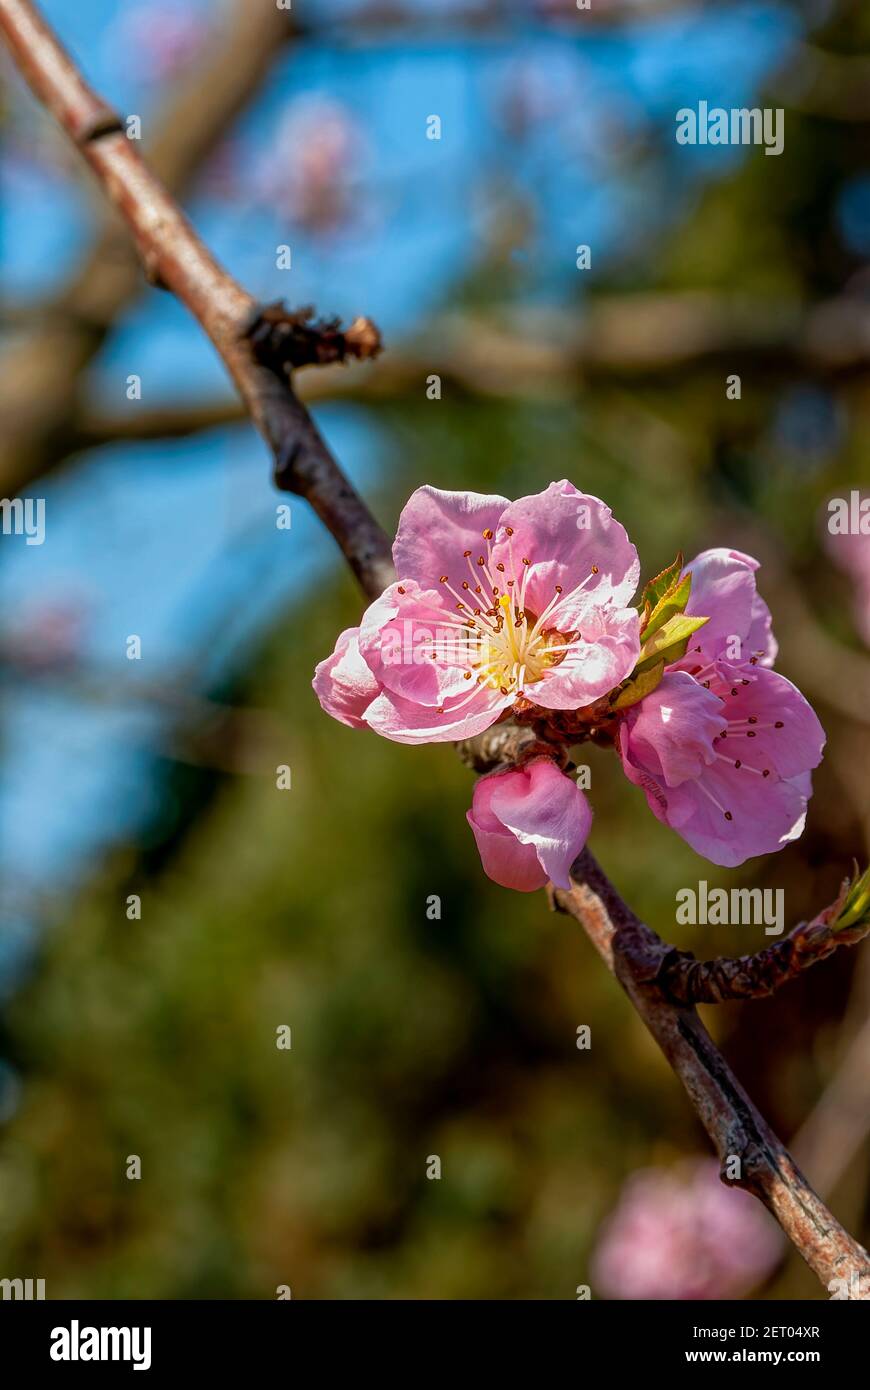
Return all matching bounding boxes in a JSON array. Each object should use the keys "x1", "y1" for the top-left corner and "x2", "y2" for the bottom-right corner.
[{"x1": 2, "y1": 0, "x2": 869, "y2": 1298}]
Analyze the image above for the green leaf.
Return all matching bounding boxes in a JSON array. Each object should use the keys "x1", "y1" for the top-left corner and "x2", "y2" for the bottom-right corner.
[
  {"x1": 610, "y1": 659, "x2": 666, "y2": 711},
  {"x1": 639, "y1": 553, "x2": 683, "y2": 624},
  {"x1": 833, "y1": 864, "x2": 870, "y2": 931},
  {"x1": 635, "y1": 613, "x2": 709, "y2": 672},
  {"x1": 641, "y1": 572, "x2": 693, "y2": 643}
]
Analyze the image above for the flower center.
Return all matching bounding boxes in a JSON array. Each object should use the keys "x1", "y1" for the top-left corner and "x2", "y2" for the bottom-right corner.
[
  {"x1": 430, "y1": 525, "x2": 598, "y2": 700},
  {"x1": 468, "y1": 594, "x2": 569, "y2": 693}
]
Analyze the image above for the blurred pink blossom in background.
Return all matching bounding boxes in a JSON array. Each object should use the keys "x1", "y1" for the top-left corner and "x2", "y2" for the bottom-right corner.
[
  {"x1": 823, "y1": 494, "x2": 870, "y2": 645},
  {"x1": 590, "y1": 1158, "x2": 783, "y2": 1299},
  {"x1": 0, "y1": 598, "x2": 88, "y2": 674},
  {"x1": 253, "y1": 97, "x2": 364, "y2": 233},
  {"x1": 107, "y1": 3, "x2": 207, "y2": 84}
]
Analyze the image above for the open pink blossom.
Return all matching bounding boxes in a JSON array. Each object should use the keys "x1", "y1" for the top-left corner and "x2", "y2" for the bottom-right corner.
[
  {"x1": 467, "y1": 758, "x2": 591, "y2": 891},
  {"x1": 314, "y1": 481, "x2": 641, "y2": 744},
  {"x1": 619, "y1": 665, "x2": 824, "y2": 866},
  {"x1": 616, "y1": 546, "x2": 824, "y2": 866},
  {"x1": 591, "y1": 1158, "x2": 782, "y2": 1300}
]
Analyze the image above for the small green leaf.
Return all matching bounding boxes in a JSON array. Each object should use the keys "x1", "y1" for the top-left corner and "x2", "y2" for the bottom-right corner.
[
  {"x1": 636, "y1": 613, "x2": 709, "y2": 672},
  {"x1": 833, "y1": 864, "x2": 870, "y2": 931},
  {"x1": 611, "y1": 659, "x2": 666, "y2": 710},
  {"x1": 639, "y1": 553, "x2": 683, "y2": 623},
  {"x1": 641, "y1": 572, "x2": 693, "y2": 643}
]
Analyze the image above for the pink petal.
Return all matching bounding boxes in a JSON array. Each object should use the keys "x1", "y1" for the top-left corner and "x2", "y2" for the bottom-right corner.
[
  {"x1": 312, "y1": 627, "x2": 381, "y2": 728},
  {"x1": 464, "y1": 818, "x2": 549, "y2": 892},
  {"x1": 392, "y1": 485, "x2": 509, "y2": 592},
  {"x1": 364, "y1": 685, "x2": 510, "y2": 745},
  {"x1": 490, "y1": 480, "x2": 640, "y2": 619},
  {"x1": 532, "y1": 604, "x2": 640, "y2": 710},
  {"x1": 681, "y1": 548, "x2": 776, "y2": 667},
  {"x1": 746, "y1": 591, "x2": 778, "y2": 667},
  {"x1": 620, "y1": 671, "x2": 724, "y2": 787},
  {"x1": 657, "y1": 762, "x2": 811, "y2": 867},
  {"x1": 711, "y1": 664, "x2": 826, "y2": 780},
  {"x1": 823, "y1": 502, "x2": 870, "y2": 645},
  {"x1": 358, "y1": 580, "x2": 472, "y2": 706}
]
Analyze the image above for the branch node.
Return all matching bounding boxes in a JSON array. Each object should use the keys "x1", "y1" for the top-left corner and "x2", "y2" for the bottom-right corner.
[
  {"x1": 242, "y1": 300, "x2": 383, "y2": 375},
  {"x1": 141, "y1": 248, "x2": 169, "y2": 292},
  {"x1": 75, "y1": 108, "x2": 124, "y2": 146},
  {"x1": 273, "y1": 439, "x2": 305, "y2": 494}
]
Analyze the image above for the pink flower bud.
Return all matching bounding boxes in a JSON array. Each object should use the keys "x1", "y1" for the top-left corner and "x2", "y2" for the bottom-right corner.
[{"x1": 466, "y1": 758, "x2": 591, "y2": 892}]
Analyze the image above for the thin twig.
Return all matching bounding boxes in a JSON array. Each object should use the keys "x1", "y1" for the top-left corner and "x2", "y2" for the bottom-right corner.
[
  {"x1": 657, "y1": 892, "x2": 870, "y2": 1005},
  {"x1": 0, "y1": 0, "x2": 393, "y2": 601},
  {"x1": 551, "y1": 850, "x2": 870, "y2": 1296},
  {"x1": 0, "y1": 0, "x2": 298, "y2": 499}
]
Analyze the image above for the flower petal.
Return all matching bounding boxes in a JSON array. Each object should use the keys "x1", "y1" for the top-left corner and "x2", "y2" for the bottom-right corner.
[
  {"x1": 619, "y1": 671, "x2": 724, "y2": 787},
  {"x1": 681, "y1": 548, "x2": 776, "y2": 667},
  {"x1": 364, "y1": 684, "x2": 510, "y2": 745},
  {"x1": 654, "y1": 763, "x2": 811, "y2": 867},
  {"x1": 617, "y1": 665, "x2": 823, "y2": 866},
  {"x1": 465, "y1": 814, "x2": 549, "y2": 892},
  {"x1": 392, "y1": 485, "x2": 509, "y2": 591},
  {"x1": 712, "y1": 664, "x2": 826, "y2": 780},
  {"x1": 358, "y1": 580, "x2": 472, "y2": 706},
  {"x1": 490, "y1": 480, "x2": 640, "y2": 618},
  {"x1": 312, "y1": 627, "x2": 381, "y2": 729},
  {"x1": 531, "y1": 605, "x2": 641, "y2": 710}
]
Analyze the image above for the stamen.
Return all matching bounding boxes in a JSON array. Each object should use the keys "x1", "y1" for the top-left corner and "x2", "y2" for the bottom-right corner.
[
  {"x1": 694, "y1": 780, "x2": 732, "y2": 821},
  {"x1": 715, "y1": 753, "x2": 769, "y2": 778}
]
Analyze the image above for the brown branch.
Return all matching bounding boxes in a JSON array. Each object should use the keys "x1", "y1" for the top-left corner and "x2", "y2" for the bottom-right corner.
[
  {"x1": 0, "y1": 0, "x2": 393, "y2": 601},
  {"x1": 657, "y1": 890, "x2": 870, "y2": 1006},
  {"x1": 552, "y1": 851, "x2": 870, "y2": 1297},
  {"x1": 0, "y1": 0, "x2": 298, "y2": 500},
  {"x1": 69, "y1": 295, "x2": 870, "y2": 456},
  {"x1": 5, "y1": 0, "x2": 869, "y2": 1298}
]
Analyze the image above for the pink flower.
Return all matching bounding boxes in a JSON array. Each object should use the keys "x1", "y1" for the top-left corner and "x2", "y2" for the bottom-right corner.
[
  {"x1": 590, "y1": 1158, "x2": 783, "y2": 1301},
  {"x1": 619, "y1": 669, "x2": 823, "y2": 866},
  {"x1": 466, "y1": 758, "x2": 592, "y2": 892},
  {"x1": 314, "y1": 481, "x2": 641, "y2": 745},
  {"x1": 618, "y1": 550, "x2": 824, "y2": 867}
]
